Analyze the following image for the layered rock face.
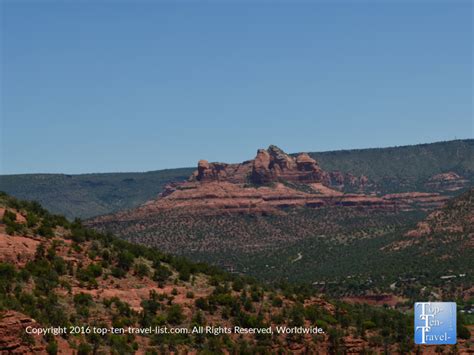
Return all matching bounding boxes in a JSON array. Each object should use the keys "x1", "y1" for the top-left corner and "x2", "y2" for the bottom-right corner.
[
  {"x1": 0, "y1": 310, "x2": 73, "y2": 353},
  {"x1": 91, "y1": 146, "x2": 449, "y2": 219},
  {"x1": 0, "y1": 311, "x2": 47, "y2": 354},
  {"x1": 425, "y1": 172, "x2": 470, "y2": 192},
  {"x1": 192, "y1": 145, "x2": 340, "y2": 186},
  {"x1": 191, "y1": 159, "x2": 252, "y2": 184},
  {"x1": 190, "y1": 145, "x2": 370, "y2": 190},
  {"x1": 252, "y1": 147, "x2": 331, "y2": 185}
]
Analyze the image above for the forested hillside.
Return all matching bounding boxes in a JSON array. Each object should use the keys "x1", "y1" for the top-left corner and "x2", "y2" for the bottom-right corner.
[
  {"x1": 5, "y1": 193, "x2": 471, "y2": 353},
  {"x1": 0, "y1": 168, "x2": 193, "y2": 219},
  {"x1": 308, "y1": 139, "x2": 473, "y2": 192}
]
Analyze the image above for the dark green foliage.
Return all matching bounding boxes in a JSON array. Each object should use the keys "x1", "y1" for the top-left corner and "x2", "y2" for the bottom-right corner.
[
  {"x1": 74, "y1": 292, "x2": 93, "y2": 318},
  {"x1": 195, "y1": 297, "x2": 209, "y2": 311},
  {"x1": 134, "y1": 262, "x2": 150, "y2": 278},
  {"x1": 232, "y1": 279, "x2": 244, "y2": 292},
  {"x1": 74, "y1": 293, "x2": 93, "y2": 307},
  {"x1": 0, "y1": 168, "x2": 194, "y2": 219},
  {"x1": 271, "y1": 295, "x2": 283, "y2": 308},
  {"x1": 37, "y1": 223, "x2": 54, "y2": 237},
  {"x1": 166, "y1": 304, "x2": 184, "y2": 325},
  {"x1": 3, "y1": 209, "x2": 17, "y2": 223},
  {"x1": 153, "y1": 265, "x2": 172, "y2": 283},
  {"x1": 26, "y1": 212, "x2": 39, "y2": 228},
  {"x1": 2, "y1": 209, "x2": 24, "y2": 234},
  {"x1": 77, "y1": 263, "x2": 102, "y2": 285},
  {"x1": 107, "y1": 334, "x2": 136, "y2": 354},
  {"x1": 0, "y1": 263, "x2": 16, "y2": 293},
  {"x1": 77, "y1": 342, "x2": 92, "y2": 355},
  {"x1": 117, "y1": 250, "x2": 135, "y2": 271},
  {"x1": 458, "y1": 324, "x2": 470, "y2": 340},
  {"x1": 46, "y1": 340, "x2": 58, "y2": 355},
  {"x1": 307, "y1": 139, "x2": 474, "y2": 193},
  {"x1": 111, "y1": 267, "x2": 126, "y2": 279}
]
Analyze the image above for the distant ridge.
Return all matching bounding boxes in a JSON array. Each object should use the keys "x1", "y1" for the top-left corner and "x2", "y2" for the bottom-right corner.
[{"x1": 1, "y1": 139, "x2": 472, "y2": 219}]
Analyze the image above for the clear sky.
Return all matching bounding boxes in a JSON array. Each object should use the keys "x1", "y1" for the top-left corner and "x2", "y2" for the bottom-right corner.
[{"x1": 1, "y1": 1, "x2": 472, "y2": 174}]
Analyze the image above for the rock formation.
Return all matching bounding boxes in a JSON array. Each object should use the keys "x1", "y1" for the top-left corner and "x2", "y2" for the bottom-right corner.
[
  {"x1": 425, "y1": 172, "x2": 469, "y2": 192},
  {"x1": 0, "y1": 310, "x2": 73, "y2": 353},
  {"x1": 0, "y1": 311, "x2": 47, "y2": 354},
  {"x1": 190, "y1": 145, "x2": 343, "y2": 187},
  {"x1": 90, "y1": 145, "x2": 450, "y2": 219}
]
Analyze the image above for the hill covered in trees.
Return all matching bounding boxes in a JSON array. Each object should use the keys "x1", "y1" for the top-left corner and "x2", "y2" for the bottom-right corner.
[
  {"x1": 4, "y1": 193, "x2": 473, "y2": 353},
  {"x1": 308, "y1": 139, "x2": 473, "y2": 193},
  {"x1": 89, "y1": 192, "x2": 473, "y2": 303},
  {"x1": 0, "y1": 168, "x2": 193, "y2": 220}
]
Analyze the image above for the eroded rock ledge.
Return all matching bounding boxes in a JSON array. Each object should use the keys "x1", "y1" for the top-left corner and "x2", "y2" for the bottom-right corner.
[{"x1": 92, "y1": 146, "x2": 449, "y2": 219}]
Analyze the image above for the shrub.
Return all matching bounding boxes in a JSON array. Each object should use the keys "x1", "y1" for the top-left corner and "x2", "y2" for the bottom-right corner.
[
  {"x1": 272, "y1": 296, "x2": 283, "y2": 308},
  {"x1": 111, "y1": 267, "x2": 126, "y2": 279},
  {"x1": 134, "y1": 262, "x2": 150, "y2": 278},
  {"x1": 46, "y1": 340, "x2": 58, "y2": 355},
  {"x1": 153, "y1": 265, "x2": 172, "y2": 283},
  {"x1": 363, "y1": 320, "x2": 377, "y2": 330},
  {"x1": 195, "y1": 298, "x2": 209, "y2": 311},
  {"x1": 77, "y1": 342, "x2": 92, "y2": 355},
  {"x1": 232, "y1": 278, "x2": 244, "y2": 292},
  {"x1": 458, "y1": 324, "x2": 470, "y2": 340},
  {"x1": 166, "y1": 304, "x2": 184, "y2": 325},
  {"x1": 37, "y1": 223, "x2": 54, "y2": 238},
  {"x1": 0, "y1": 263, "x2": 16, "y2": 292},
  {"x1": 74, "y1": 293, "x2": 93, "y2": 307},
  {"x1": 117, "y1": 250, "x2": 135, "y2": 271}
]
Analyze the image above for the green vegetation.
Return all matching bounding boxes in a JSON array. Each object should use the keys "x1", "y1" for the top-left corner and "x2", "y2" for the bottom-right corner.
[
  {"x1": 0, "y1": 168, "x2": 193, "y2": 219},
  {"x1": 307, "y1": 139, "x2": 474, "y2": 193},
  {"x1": 91, "y1": 189, "x2": 473, "y2": 301},
  {"x1": 0, "y1": 192, "x2": 471, "y2": 353}
]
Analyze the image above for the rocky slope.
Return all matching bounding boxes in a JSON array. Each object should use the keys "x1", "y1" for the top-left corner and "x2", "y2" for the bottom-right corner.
[
  {"x1": 387, "y1": 188, "x2": 474, "y2": 251},
  {"x1": 424, "y1": 172, "x2": 470, "y2": 192},
  {"x1": 1, "y1": 193, "x2": 472, "y2": 354}
]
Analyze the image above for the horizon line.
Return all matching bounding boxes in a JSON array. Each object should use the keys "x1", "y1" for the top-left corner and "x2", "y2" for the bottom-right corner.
[{"x1": 1, "y1": 137, "x2": 472, "y2": 176}]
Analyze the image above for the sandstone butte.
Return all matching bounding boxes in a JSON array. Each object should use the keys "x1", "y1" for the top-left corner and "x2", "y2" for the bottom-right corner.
[{"x1": 94, "y1": 146, "x2": 450, "y2": 220}]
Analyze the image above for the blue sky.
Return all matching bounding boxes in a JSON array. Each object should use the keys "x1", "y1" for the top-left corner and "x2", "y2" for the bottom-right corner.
[{"x1": 1, "y1": 1, "x2": 472, "y2": 174}]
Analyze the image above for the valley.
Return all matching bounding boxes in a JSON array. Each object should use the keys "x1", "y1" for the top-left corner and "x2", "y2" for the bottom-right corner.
[
  {"x1": 84, "y1": 142, "x2": 473, "y2": 303},
  {"x1": 0, "y1": 139, "x2": 473, "y2": 353},
  {"x1": 6, "y1": 192, "x2": 469, "y2": 353}
]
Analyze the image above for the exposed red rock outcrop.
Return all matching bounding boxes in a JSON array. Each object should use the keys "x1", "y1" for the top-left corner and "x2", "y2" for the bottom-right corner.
[
  {"x1": 190, "y1": 145, "x2": 338, "y2": 186},
  {"x1": 0, "y1": 233, "x2": 40, "y2": 267},
  {"x1": 0, "y1": 311, "x2": 45, "y2": 354},
  {"x1": 425, "y1": 172, "x2": 469, "y2": 192},
  {"x1": 385, "y1": 188, "x2": 473, "y2": 251},
  {"x1": 382, "y1": 192, "x2": 449, "y2": 211},
  {"x1": 342, "y1": 294, "x2": 405, "y2": 307},
  {"x1": 111, "y1": 181, "x2": 390, "y2": 218},
  {"x1": 251, "y1": 149, "x2": 273, "y2": 184},
  {"x1": 90, "y1": 146, "x2": 451, "y2": 220},
  {"x1": 405, "y1": 189, "x2": 473, "y2": 238},
  {"x1": 188, "y1": 146, "x2": 373, "y2": 192},
  {"x1": 329, "y1": 171, "x2": 369, "y2": 190},
  {"x1": 0, "y1": 311, "x2": 74, "y2": 354},
  {"x1": 0, "y1": 207, "x2": 27, "y2": 224}
]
